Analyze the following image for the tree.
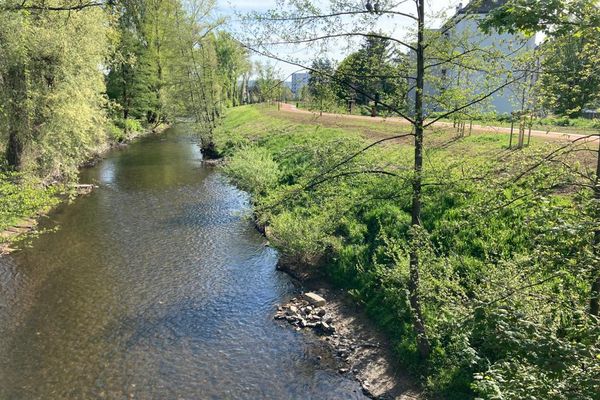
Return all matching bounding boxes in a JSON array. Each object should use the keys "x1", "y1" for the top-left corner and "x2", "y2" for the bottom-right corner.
[
  {"x1": 483, "y1": 0, "x2": 600, "y2": 317},
  {"x1": 307, "y1": 58, "x2": 336, "y2": 112},
  {"x1": 215, "y1": 31, "x2": 251, "y2": 107},
  {"x1": 334, "y1": 34, "x2": 408, "y2": 113},
  {"x1": 242, "y1": 0, "x2": 536, "y2": 361},
  {"x1": 0, "y1": 3, "x2": 110, "y2": 179},
  {"x1": 253, "y1": 62, "x2": 284, "y2": 103},
  {"x1": 106, "y1": 0, "x2": 181, "y2": 125},
  {"x1": 537, "y1": 33, "x2": 600, "y2": 117}
]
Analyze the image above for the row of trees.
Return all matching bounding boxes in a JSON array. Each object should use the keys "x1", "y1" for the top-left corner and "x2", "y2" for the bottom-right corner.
[
  {"x1": 307, "y1": 36, "x2": 408, "y2": 114},
  {"x1": 301, "y1": 9, "x2": 600, "y2": 120},
  {"x1": 0, "y1": 0, "x2": 251, "y2": 179}
]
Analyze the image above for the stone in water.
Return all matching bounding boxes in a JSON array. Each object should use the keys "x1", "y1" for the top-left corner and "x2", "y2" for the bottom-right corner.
[{"x1": 302, "y1": 292, "x2": 326, "y2": 307}]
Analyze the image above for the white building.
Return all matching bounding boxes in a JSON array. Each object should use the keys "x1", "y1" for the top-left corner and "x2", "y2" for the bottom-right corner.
[
  {"x1": 291, "y1": 72, "x2": 310, "y2": 96},
  {"x1": 425, "y1": 0, "x2": 536, "y2": 116}
]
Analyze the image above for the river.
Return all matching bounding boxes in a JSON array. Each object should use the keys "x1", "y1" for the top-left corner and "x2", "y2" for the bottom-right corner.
[{"x1": 0, "y1": 126, "x2": 367, "y2": 399}]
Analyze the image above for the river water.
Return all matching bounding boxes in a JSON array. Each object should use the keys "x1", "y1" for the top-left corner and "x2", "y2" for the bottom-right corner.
[{"x1": 0, "y1": 126, "x2": 366, "y2": 399}]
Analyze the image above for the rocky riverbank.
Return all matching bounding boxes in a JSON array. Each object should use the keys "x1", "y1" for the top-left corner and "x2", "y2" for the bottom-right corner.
[{"x1": 273, "y1": 287, "x2": 421, "y2": 400}]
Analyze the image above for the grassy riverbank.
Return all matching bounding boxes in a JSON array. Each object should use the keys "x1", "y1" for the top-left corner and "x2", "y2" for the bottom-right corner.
[
  {"x1": 0, "y1": 173, "x2": 60, "y2": 238},
  {"x1": 214, "y1": 104, "x2": 599, "y2": 399}
]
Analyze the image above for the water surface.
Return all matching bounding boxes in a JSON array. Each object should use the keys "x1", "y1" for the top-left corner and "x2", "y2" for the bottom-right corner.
[{"x1": 0, "y1": 126, "x2": 366, "y2": 399}]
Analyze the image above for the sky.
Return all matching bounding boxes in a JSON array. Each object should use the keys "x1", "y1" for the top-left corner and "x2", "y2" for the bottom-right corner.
[{"x1": 214, "y1": 0, "x2": 464, "y2": 79}]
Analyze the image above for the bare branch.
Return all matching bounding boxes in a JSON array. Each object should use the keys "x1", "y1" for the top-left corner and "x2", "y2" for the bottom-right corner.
[
  {"x1": 260, "y1": 32, "x2": 417, "y2": 52},
  {"x1": 254, "y1": 10, "x2": 418, "y2": 22},
  {"x1": 424, "y1": 74, "x2": 528, "y2": 128},
  {"x1": 303, "y1": 132, "x2": 415, "y2": 190}
]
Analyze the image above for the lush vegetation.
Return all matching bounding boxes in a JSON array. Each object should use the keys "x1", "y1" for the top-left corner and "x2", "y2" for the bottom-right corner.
[
  {"x1": 0, "y1": 0, "x2": 598, "y2": 398},
  {"x1": 216, "y1": 104, "x2": 599, "y2": 399},
  {"x1": 0, "y1": 0, "x2": 250, "y2": 240}
]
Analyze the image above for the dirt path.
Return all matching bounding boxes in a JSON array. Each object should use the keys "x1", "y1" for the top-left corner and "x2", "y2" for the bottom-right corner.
[{"x1": 279, "y1": 103, "x2": 597, "y2": 143}]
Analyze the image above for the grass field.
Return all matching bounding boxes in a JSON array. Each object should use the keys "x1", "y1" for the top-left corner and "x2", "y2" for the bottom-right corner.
[{"x1": 213, "y1": 104, "x2": 599, "y2": 399}]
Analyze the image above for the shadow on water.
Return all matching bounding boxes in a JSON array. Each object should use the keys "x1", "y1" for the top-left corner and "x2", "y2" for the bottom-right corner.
[{"x1": 0, "y1": 125, "x2": 367, "y2": 399}]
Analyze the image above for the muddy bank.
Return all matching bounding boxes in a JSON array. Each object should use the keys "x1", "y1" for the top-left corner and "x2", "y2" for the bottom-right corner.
[{"x1": 274, "y1": 268, "x2": 422, "y2": 400}]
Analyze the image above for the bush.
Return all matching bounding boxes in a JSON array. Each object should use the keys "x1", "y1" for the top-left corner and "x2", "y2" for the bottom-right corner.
[
  {"x1": 124, "y1": 118, "x2": 143, "y2": 133},
  {"x1": 0, "y1": 172, "x2": 60, "y2": 233},
  {"x1": 269, "y1": 210, "x2": 332, "y2": 265},
  {"x1": 222, "y1": 146, "x2": 281, "y2": 196},
  {"x1": 107, "y1": 123, "x2": 125, "y2": 143}
]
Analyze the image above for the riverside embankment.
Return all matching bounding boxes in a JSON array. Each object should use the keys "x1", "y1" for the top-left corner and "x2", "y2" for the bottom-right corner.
[
  {"x1": 0, "y1": 125, "x2": 167, "y2": 255},
  {"x1": 212, "y1": 104, "x2": 599, "y2": 399}
]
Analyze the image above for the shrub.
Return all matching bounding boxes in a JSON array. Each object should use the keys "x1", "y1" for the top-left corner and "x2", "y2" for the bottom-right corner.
[
  {"x1": 123, "y1": 118, "x2": 143, "y2": 133},
  {"x1": 268, "y1": 210, "x2": 332, "y2": 265},
  {"x1": 222, "y1": 146, "x2": 281, "y2": 196},
  {"x1": 107, "y1": 123, "x2": 125, "y2": 143},
  {"x1": 0, "y1": 172, "x2": 60, "y2": 233}
]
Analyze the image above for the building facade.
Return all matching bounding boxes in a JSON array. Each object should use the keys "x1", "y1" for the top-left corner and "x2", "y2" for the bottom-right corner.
[
  {"x1": 425, "y1": 0, "x2": 537, "y2": 116},
  {"x1": 290, "y1": 72, "x2": 310, "y2": 97}
]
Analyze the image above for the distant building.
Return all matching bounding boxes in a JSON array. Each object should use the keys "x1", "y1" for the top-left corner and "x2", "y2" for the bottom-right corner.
[
  {"x1": 291, "y1": 72, "x2": 310, "y2": 96},
  {"x1": 422, "y1": 0, "x2": 537, "y2": 116}
]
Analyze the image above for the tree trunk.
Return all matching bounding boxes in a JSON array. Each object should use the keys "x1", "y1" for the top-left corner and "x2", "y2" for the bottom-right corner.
[
  {"x1": 409, "y1": 0, "x2": 431, "y2": 360},
  {"x1": 5, "y1": 65, "x2": 27, "y2": 169},
  {"x1": 590, "y1": 137, "x2": 600, "y2": 316},
  {"x1": 6, "y1": 130, "x2": 24, "y2": 169}
]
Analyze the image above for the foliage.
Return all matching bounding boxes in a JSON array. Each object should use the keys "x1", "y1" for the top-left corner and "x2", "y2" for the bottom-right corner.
[
  {"x1": 222, "y1": 146, "x2": 281, "y2": 196},
  {"x1": 306, "y1": 58, "x2": 338, "y2": 111},
  {"x1": 251, "y1": 62, "x2": 285, "y2": 103},
  {"x1": 216, "y1": 105, "x2": 600, "y2": 399},
  {"x1": 0, "y1": 3, "x2": 110, "y2": 180},
  {"x1": 334, "y1": 35, "x2": 408, "y2": 112},
  {"x1": 483, "y1": 0, "x2": 600, "y2": 117},
  {"x1": 0, "y1": 172, "x2": 60, "y2": 233}
]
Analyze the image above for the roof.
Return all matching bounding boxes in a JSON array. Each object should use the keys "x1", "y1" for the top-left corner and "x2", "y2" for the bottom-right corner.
[
  {"x1": 438, "y1": 0, "x2": 508, "y2": 31},
  {"x1": 456, "y1": 0, "x2": 509, "y2": 14}
]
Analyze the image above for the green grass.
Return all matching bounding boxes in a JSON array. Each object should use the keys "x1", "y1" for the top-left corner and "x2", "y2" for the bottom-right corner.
[{"x1": 214, "y1": 104, "x2": 599, "y2": 400}]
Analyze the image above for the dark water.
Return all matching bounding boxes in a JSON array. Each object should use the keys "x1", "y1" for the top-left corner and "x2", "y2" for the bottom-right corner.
[{"x1": 0, "y1": 126, "x2": 366, "y2": 399}]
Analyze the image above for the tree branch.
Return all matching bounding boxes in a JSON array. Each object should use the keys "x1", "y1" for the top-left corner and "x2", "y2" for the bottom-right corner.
[
  {"x1": 424, "y1": 74, "x2": 528, "y2": 128},
  {"x1": 254, "y1": 10, "x2": 418, "y2": 22},
  {"x1": 238, "y1": 41, "x2": 416, "y2": 124},
  {"x1": 260, "y1": 32, "x2": 417, "y2": 52},
  {"x1": 2, "y1": 0, "x2": 103, "y2": 11}
]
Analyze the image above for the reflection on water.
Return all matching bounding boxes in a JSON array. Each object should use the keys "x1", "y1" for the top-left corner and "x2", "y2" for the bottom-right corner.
[{"x1": 0, "y1": 126, "x2": 367, "y2": 399}]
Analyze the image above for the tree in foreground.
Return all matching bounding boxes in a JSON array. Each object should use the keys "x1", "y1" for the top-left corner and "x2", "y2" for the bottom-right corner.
[{"x1": 242, "y1": 0, "x2": 537, "y2": 360}]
